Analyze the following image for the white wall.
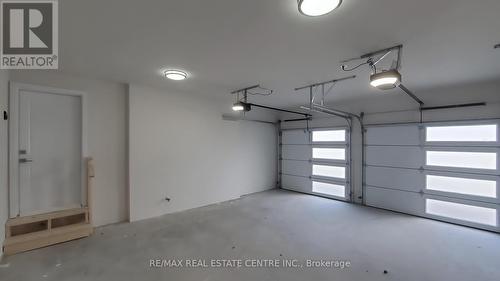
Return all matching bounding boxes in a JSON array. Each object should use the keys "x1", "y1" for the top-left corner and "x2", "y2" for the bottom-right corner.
[
  {"x1": 8, "y1": 71, "x2": 128, "y2": 226},
  {"x1": 128, "y1": 84, "x2": 277, "y2": 221},
  {"x1": 0, "y1": 70, "x2": 9, "y2": 255},
  {"x1": 281, "y1": 79, "x2": 500, "y2": 203}
]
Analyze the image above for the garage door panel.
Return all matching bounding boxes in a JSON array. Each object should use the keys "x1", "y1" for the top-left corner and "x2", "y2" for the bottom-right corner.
[
  {"x1": 282, "y1": 145, "x2": 311, "y2": 160},
  {"x1": 366, "y1": 166, "x2": 423, "y2": 192},
  {"x1": 424, "y1": 147, "x2": 500, "y2": 175},
  {"x1": 366, "y1": 125, "x2": 421, "y2": 145},
  {"x1": 311, "y1": 181, "x2": 347, "y2": 199},
  {"x1": 366, "y1": 146, "x2": 423, "y2": 169},
  {"x1": 424, "y1": 171, "x2": 499, "y2": 203},
  {"x1": 282, "y1": 130, "x2": 309, "y2": 145},
  {"x1": 366, "y1": 186, "x2": 423, "y2": 216},
  {"x1": 282, "y1": 160, "x2": 311, "y2": 177},
  {"x1": 282, "y1": 175, "x2": 311, "y2": 193},
  {"x1": 365, "y1": 121, "x2": 500, "y2": 232},
  {"x1": 280, "y1": 127, "x2": 350, "y2": 202},
  {"x1": 424, "y1": 195, "x2": 499, "y2": 231}
]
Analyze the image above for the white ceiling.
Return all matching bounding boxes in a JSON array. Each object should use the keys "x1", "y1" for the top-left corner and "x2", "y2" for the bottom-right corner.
[{"x1": 57, "y1": 0, "x2": 500, "y2": 108}]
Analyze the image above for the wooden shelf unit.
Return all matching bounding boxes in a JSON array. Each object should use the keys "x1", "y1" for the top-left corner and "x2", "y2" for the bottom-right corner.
[
  {"x1": 2, "y1": 157, "x2": 95, "y2": 255},
  {"x1": 3, "y1": 208, "x2": 93, "y2": 255}
]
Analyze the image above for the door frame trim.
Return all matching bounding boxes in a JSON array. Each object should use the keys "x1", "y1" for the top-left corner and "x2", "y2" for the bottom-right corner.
[{"x1": 9, "y1": 82, "x2": 88, "y2": 218}]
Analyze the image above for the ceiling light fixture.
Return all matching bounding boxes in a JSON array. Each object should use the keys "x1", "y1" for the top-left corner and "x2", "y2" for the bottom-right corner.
[
  {"x1": 164, "y1": 70, "x2": 188, "y2": 81},
  {"x1": 298, "y1": 0, "x2": 342, "y2": 17},
  {"x1": 232, "y1": 102, "x2": 244, "y2": 112},
  {"x1": 370, "y1": 69, "x2": 401, "y2": 90},
  {"x1": 232, "y1": 102, "x2": 251, "y2": 112},
  {"x1": 341, "y1": 45, "x2": 424, "y2": 106}
]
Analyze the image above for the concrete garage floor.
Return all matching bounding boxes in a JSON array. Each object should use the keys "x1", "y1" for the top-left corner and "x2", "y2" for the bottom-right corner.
[{"x1": 1, "y1": 189, "x2": 499, "y2": 281}]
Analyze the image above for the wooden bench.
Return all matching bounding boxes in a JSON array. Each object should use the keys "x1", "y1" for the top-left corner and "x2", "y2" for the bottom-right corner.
[
  {"x1": 2, "y1": 158, "x2": 95, "y2": 255},
  {"x1": 3, "y1": 208, "x2": 93, "y2": 255}
]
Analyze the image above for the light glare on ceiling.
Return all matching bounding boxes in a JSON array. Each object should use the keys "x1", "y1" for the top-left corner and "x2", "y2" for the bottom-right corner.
[
  {"x1": 370, "y1": 70, "x2": 401, "y2": 90},
  {"x1": 298, "y1": 0, "x2": 342, "y2": 17},
  {"x1": 164, "y1": 70, "x2": 188, "y2": 81}
]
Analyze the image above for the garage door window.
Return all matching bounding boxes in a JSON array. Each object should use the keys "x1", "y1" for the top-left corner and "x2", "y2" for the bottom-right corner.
[
  {"x1": 312, "y1": 181, "x2": 345, "y2": 197},
  {"x1": 426, "y1": 124, "x2": 497, "y2": 142},
  {"x1": 313, "y1": 164, "x2": 345, "y2": 179},
  {"x1": 312, "y1": 130, "x2": 345, "y2": 142},
  {"x1": 426, "y1": 199, "x2": 497, "y2": 226},
  {"x1": 312, "y1": 148, "x2": 345, "y2": 160},
  {"x1": 426, "y1": 175, "x2": 497, "y2": 198},
  {"x1": 426, "y1": 151, "x2": 497, "y2": 170}
]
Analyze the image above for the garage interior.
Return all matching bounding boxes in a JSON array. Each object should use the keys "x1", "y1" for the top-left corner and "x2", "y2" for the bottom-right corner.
[{"x1": 0, "y1": 0, "x2": 500, "y2": 280}]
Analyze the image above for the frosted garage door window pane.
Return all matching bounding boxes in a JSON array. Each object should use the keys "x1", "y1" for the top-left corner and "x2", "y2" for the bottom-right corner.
[
  {"x1": 312, "y1": 130, "x2": 345, "y2": 142},
  {"x1": 312, "y1": 148, "x2": 345, "y2": 160},
  {"x1": 426, "y1": 199, "x2": 497, "y2": 226},
  {"x1": 426, "y1": 175, "x2": 497, "y2": 198},
  {"x1": 312, "y1": 165, "x2": 345, "y2": 179},
  {"x1": 312, "y1": 182, "x2": 345, "y2": 198},
  {"x1": 426, "y1": 125, "x2": 497, "y2": 142},
  {"x1": 426, "y1": 151, "x2": 497, "y2": 170}
]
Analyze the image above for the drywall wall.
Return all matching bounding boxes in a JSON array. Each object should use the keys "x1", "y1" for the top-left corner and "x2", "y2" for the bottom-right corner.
[
  {"x1": 0, "y1": 70, "x2": 9, "y2": 255},
  {"x1": 281, "y1": 79, "x2": 500, "y2": 203},
  {"x1": 8, "y1": 71, "x2": 128, "y2": 226},
  {"x1": 128, "y1": 84, "x2": 277, "y2": 221}
]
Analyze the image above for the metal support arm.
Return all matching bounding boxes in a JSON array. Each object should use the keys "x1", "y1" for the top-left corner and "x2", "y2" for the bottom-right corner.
[
  {"x1": 294, "y1": 76, "x2": 356, "y2": 91},
  {"x1": 245, "y1": 102, "x2": 311, "y2": 117},
  {"x1": 230, "y1": 85, "x2": 261, "y2": 94},
  {"x1": 398, "y1": 84, "x2": 425, "y2": 106}
]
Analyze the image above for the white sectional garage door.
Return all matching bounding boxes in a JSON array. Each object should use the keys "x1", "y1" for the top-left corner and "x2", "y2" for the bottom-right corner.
[
  {"x1": 281, "y1": 128, "x2": 350, "y2": 201},
  {"x1": 364, "y1": 121, "x2": 500, "y2": 232}
]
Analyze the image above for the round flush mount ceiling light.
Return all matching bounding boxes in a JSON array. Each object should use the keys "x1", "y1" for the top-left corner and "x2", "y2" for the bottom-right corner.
[
  {"x1": 370, "y1": 69, "x2": 402, "y2": 90},
  {"x1": 298, "y1": 0, "x2": 342, "y2": 17},
  {"x1": 164, "y1": 70, "x2": 188, "y2": 81}
]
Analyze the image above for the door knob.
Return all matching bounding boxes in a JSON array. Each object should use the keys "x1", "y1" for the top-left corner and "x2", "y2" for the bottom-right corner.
[{"x1": 19, "y1": 158, "x2": 33, "y2": 163}]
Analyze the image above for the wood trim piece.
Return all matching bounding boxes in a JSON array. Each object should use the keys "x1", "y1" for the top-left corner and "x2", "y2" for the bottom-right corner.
[
  {"x1": 86, "y1": 157, "x2": 94, "y2": 227},
  {"x1": 6, "y1": 208, "x2": 88, "y2": 227}
]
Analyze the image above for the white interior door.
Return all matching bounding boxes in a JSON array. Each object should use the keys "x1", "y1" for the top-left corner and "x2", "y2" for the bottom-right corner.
[{"x1": 10, "y1": 83, "x2": 87, "y2": 217}]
